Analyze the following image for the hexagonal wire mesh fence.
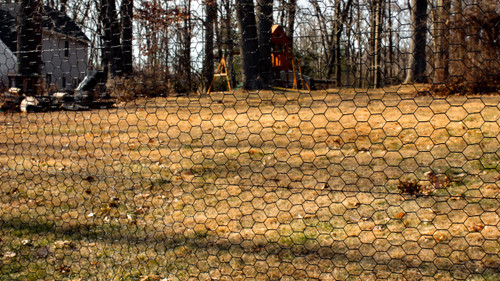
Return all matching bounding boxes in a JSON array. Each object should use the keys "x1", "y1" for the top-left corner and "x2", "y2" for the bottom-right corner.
[{"x1": 0, "y1": 0, "x2": 499, "y2": 280}]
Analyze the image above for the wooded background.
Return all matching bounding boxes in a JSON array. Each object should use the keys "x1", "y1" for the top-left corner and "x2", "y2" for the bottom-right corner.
[{"x1": 5, "y1": 0, "x2": 500, "y2": 93}]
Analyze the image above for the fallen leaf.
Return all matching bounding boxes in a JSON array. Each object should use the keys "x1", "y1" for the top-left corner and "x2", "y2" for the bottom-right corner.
[
  {"x1": 84, "y1": 176, "x2": 96, "y2": 182},
  {"x1": 395, "y1": 212, "x2": 406, "y2": 219},
  {"x1": 470, "y1": 224, "x2": 484, "y2": 232},
  {"x1": 134, "y1": 208, "x2": 146, "y2": 214}
]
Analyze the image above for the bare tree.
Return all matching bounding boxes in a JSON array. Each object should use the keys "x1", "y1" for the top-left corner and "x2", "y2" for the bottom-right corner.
[
  {"x1": 432, "y1": 0, "x2": 451, "y2": 84},
  {"x1": 16, "y1": 0, "x2": 43, "y2": 94},
  {"x1": 356, "y1": 0, "x2": 364, "y2": 87},
  {"x1": 285, "y1": 0, "x2": 297, "y2": 49},
  {"x1": 371, "y1": 0, "x2": 384, "y2": 88},
  {"x1": 203, "y1": 0, "x2": 217, "y2": 89},
  {"x1": 404, "y1": 0, "x2": 428, "y2": 84},
  {"x1": 345, "y1": 2, "x2": 354, "y2": 86},
  {"x1": 448, "y1": 0, "x2": 464, "y2": 80},
  {"x1": 257, "y1": 0, "x2": 273, "y2": 86},
  {"x1": 120, "y1": 0, "x2": 133, "y2": 76},
  {"x1": 60, "y1": 0, "x2": 67, "y2": 13},
  {"x1": 180, "y1": 0, "x2": 193, "y2": 91},
  {"x1": 310, "y1": 0, "x2": 353, "y2": 83},
  {"x1": 386, "y1": 0, "x2": 395, "y2": 80},
  {"x1": 276, "y1": 0, "x2": 297, "y2": 44},
  {"x1": 235, "y1": 0, "x2": 260, "y2": 89},
  {"x1": 99, "y1": 0, "x2": 122, "y2": 77}
]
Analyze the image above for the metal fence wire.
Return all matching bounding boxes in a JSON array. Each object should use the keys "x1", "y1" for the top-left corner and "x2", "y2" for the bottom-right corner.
[{"x1": 0, "y1": 0, "x2": 499, "y2": 280}]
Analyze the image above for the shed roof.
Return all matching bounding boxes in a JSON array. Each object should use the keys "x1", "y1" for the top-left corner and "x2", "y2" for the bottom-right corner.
[
  {"x1": 0, "y1": 4, "x2": 89, "y2": 53},
  {"x1": 42, "y1": 5, "x2": 89, "y2": 42}
]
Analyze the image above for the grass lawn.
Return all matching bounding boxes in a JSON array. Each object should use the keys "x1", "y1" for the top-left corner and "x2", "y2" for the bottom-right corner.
[{"x1": 0, "y1": 85, "x2": 499, "y2": 280}]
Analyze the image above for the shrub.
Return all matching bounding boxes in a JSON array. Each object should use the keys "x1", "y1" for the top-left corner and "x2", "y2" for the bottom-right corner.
[{"x1": 106, "y1": 71, "x2": 172, "y2": 101}]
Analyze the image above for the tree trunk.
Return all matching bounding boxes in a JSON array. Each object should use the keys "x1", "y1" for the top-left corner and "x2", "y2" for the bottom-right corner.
[
  {"x1": 278, "y1": 0, "x2": 286, "y2": 26},
  {"x1": 214, "y1": 4, "x2": 223, "y2": 60},
  {"x1": 395, "y1": 8, "x2": 404, "y2": 82},
  {"x1": 17, "y1": 0, "x2": 43, "y2": 94},
  {"x1": 449, "y1": 0, "x2": 464, "y2": 79},
  {"x1": 373, "y1": 0, "x2": 383, "y2": 88},
  {"x1": 60, "y1": 0, "x2": 67, "y2": 13},
  {"x1": 285, "y1": 0, "x2": 297, "y2": 50},
  {"x1": 368, "y1": 0, "x2": 375, "y2": 86},
  {"x1": 120, "y1": 0, "x2": 133, "y2": 76},
  {"x1": 99, "y1": 1, "x2": 109, "y2": 78},
  {"x1": 203, "y1": 0, "x2": 217, "y2": 89},
  {"x1": 356, "y1": 0, "x2": 363, "y2": 87},
  {"x1": 310, "y1": 0, "x2": 330, "y2": 78},
  {"x1": 334, "y1": 2, "x2": 342, "y2": 85},
  {"x1": 324, "y1": 3, "x2": 338, "y2": 79},
  {"x1": 223, "y1": 0, "x2": 236, "y2": 87},
  {"x1": 346, "y1": 19, "x2": 352, "y2": 86},
  {"x1": 110, "y1": 0, "x2": 122, "y2": 77},
  {"x1": 182, "y1": 0, "x2": 192, "y2": 90},
  {"x1": 404, "y1": 0, "x2": 428, "y2": 84},
  {"x1": 387, "y1": 0, "x2": 394, "y2": 79},
  {"x1": 235, "y1": 0, "x2": 260, "y2": 89},
  {"x1": 162, "y1": 29, "x2": 170, "y2": 83},
  {"x1": 17, "y1": 0, "x2": 42, "y2": 76},
  {"x1": 256, "y1": 0, "x2": 273, "y2": 86},
  {"x1": 325, "y1": 0, "x2": 353, "y2": 81},
  {"x1": 100, "y1": 0, "x2": 122, "y2": 78},
  {"x1": 432, "y1": 0, "x2": 451, "y2": 84}
]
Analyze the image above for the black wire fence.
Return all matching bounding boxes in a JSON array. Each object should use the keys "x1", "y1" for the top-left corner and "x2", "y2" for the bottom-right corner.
[{"x1": 0, "y1": 0, "x2": 499, "y2": 280}]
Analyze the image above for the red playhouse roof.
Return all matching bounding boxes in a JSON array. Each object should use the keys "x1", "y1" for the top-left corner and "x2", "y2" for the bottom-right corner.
[{"x1": 271, "y1": 25, "x2": 290, "y2": 45}]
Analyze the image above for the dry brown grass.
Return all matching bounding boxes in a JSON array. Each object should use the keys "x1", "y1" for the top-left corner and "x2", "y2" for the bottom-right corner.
[{"x1": 0, "y1": 85, "x2": 499, "y2": 280}]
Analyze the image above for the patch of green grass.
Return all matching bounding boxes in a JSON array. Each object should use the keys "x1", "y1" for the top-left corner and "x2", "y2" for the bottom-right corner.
[
  {"x1": 290, "y1": 233, "x2": 307, "y2": 244},
  {"x1": 278, "y1": 236, "x2": 294, "y2": 248},
  {"x1": 317, "y1": 222, "x2": 334, "y2": 233},
  {"x1": 1, "y1": 219, "x2": 56, "y2": 236},
  {"x1": 481, "y1": 155, "x2": 500, "y2": 170}
]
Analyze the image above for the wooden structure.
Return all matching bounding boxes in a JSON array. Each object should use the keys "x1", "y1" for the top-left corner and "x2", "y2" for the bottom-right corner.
[
  {"x1": 292, "y1": 59, "x2": 310, "y2": 91},
  {"x1": 207, "y1": 25, "x2": 309, "y2": 92},
  {"x1": 271, "y1": 25, "x2": 310, "y2": 90},
  {"x1": 207, "y1": 55, "x2": 232, "y2": 94},
  {"x1": 271, "y1": 25, "x2": 291, "y2": 74}
]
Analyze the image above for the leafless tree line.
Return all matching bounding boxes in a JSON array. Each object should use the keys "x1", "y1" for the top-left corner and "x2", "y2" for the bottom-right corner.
[{"x1": 10, "y1": 0, "x2": 500, "y2": 93}]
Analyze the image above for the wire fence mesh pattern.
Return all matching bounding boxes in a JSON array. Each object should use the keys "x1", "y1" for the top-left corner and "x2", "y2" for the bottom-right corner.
[{"x1": 0, "y1": 0, "x2": 499, "y2": 280}]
